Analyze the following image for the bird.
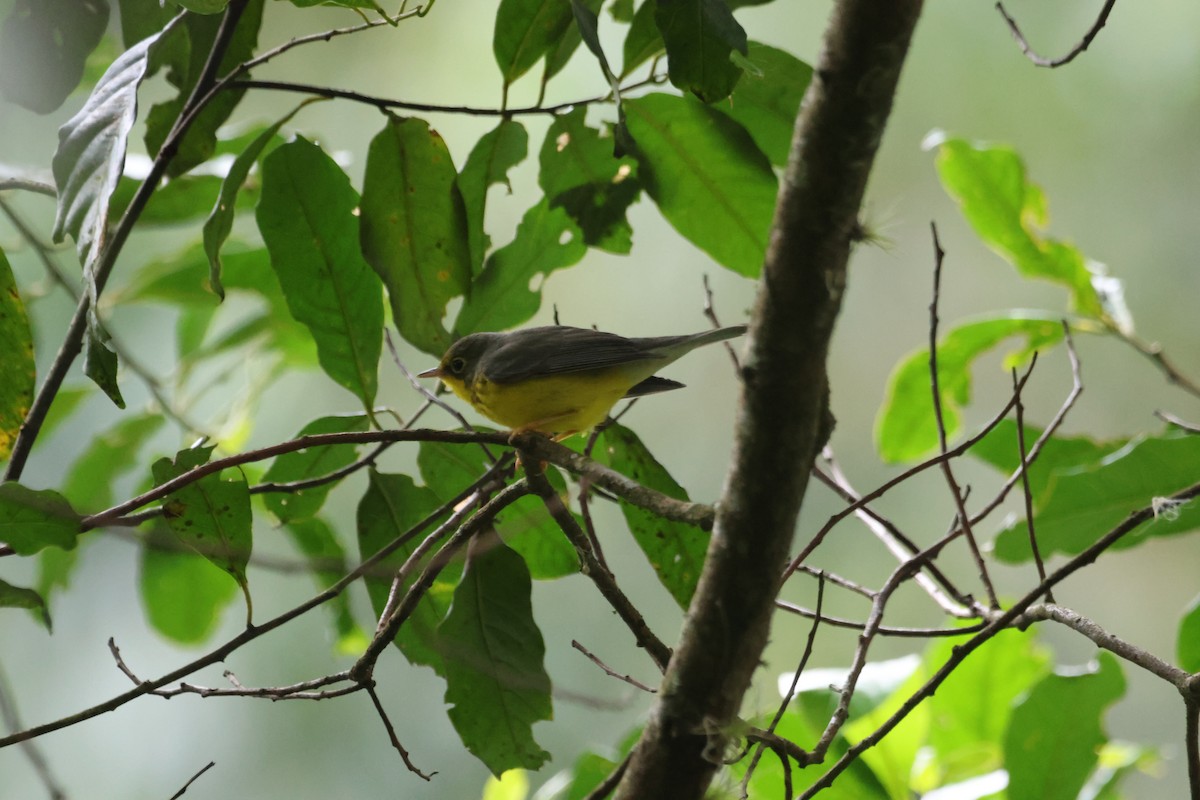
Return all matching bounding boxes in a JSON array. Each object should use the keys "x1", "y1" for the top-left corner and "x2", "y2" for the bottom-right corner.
[{"x1": 417, "y1": 324, "x2": 746, "y2": 436}]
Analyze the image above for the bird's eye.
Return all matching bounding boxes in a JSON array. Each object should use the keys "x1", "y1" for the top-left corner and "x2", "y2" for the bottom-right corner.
[{"x1": 449, "y1": 356, "x2": 467, "y2": 374}]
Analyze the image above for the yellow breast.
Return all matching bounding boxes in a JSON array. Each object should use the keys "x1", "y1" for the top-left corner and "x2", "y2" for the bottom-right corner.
[{"x1": 447, "y1": 368, "x2": 651, "y2": 434}]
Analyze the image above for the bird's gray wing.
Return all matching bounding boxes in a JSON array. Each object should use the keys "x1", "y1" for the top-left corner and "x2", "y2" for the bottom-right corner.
[{"x1": 481, "y1": 326, "x2": 666, "y2": 384}]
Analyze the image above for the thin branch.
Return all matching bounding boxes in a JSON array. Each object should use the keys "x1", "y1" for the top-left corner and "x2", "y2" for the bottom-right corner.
[
  {"x1": 741, "y1": 576, "x2": 824, "y2": 796},
  {"x1": 364, "y1": 682, "x2": 433, "y2": 780},
  {"x1": 782, "y1": 355, "x2": 1038, "y2": 581},
  {"x1": 0, "y1": 463, "x2": 486, "y2": 749},
  {"x1": 967, "y1": 320, "x2": 1083, "y2": 526},
  {"x1": 773, "y1": 599, "x2": 986, "y2": 638},
  {"x1": 229, "y1": 72, "x2": 667, "y2": 118},
  {"x1": 583, "y1": 753, "x2": 630, "y2": 800},
  {"x1": 3, "y1": 3, "x2": 246, "y2": 481},
  {"x1": 786, "y1": 561, "x2": 875, "y2": 600},
  {"x1": 1012, "y1": 368, "x2": 1053, "y2": 601},
  {"x1": 572, "y1": 641, "x2": 657, "y2": 694},
  {"x1": 1023, "y1": 604, "x2": 1188, "y2": 686},
  {"x1": 1114, "y1": 330, "x2": 1200, "y2": 400},
  {"x1": 352, "y1": 480, "x2": 531, "y2": 681},
  {"x1": 1156, "y1": 409, "x2": 1200, "y2": 434},
  {"x1": 0, "y1": 178, "x2": 56, "y2": 197},
  {"x1": 523, "y1": 456, "x2": 674, "y2": 671},
  {"x1": 797, "y1": 478, "x2": 1200, "y2": 797},
  {"x1": 238, "y1": 6, "x2": 423, "y2": 74},
  {"x1": 996, "y1": 0, "x2": 1118, "y2": 68},
  {"x1": 166, "y1": 761, "x2": 215, "y2": 800},
  {"x1": 813, "y1": 459, "x2": 972, "y2": 615},
  {"x1": 927, "y1": 222, "x2": 999, "y2": 608},
  {"x1": 0, "y1": 196, "x2": 207, "y2": 436},
  {"x1": 702, "y1": 274, "x2": 741, "y2": 371}
]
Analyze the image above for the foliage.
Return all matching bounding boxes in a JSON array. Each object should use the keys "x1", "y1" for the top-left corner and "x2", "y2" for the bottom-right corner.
[{"x1": 0, "y1": 2, "x2": 1197, "y2": 799}]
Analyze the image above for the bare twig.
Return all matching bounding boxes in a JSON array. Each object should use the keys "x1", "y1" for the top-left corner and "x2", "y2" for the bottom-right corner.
[
  {"x1": 167, "y1": 761, "x2": 215, "y2": 800},
  {"x1": 967, "y1": 320, "x2": 1082, "y2": 526},
  {"x1": 774, "y1": 599, "x2": 986, "y2": 638},
  {"x1": 1156, "y1": 409, "x2": 1200, "y2": 434},
  {"x1": 782, "y1": 356, "x2": 1038, "y2": 581},
  {"x1": 572, "y1": 641, "x2": 657, "y2": 694},
  {"x1": 1012, "y1": 368, "x2": 1053, "y2": 601},
  {"x1": 741, "y1": 576, "x2": 824, "y2": 796},
  {"x1": 0, "y1": 177, "x2": 56, "y2": 197},
  {"x1": 813, "y1": 459, "x2": 972, "y2": 615},
  {"x1": 797, "y1": 478, "x2": 1200, "y2": 797},
  {"x1": 996, "y1": 0, "x2": 1118, "y2": 68},
  {"x1": 365, "y1": 682, "x2": 433, "y2": 780},
  {"x1": 229, "y1": 72, "x2": 666, "y2": 118},
  {"x1": 3, "y1": 3, "x2": 243, "y2": 480},
  {"x1": 1023, "y1": 604, "x2": 1187, "y2": 685},
  {"x1": 927, "y1": 222, "x2": 999, "y2": 608},
  {"x1": 702, "y1": 274, "x2": 741, "y2": 371},
  {"x1": 523, "y1": 456, "x2": 673, "y2": 671},
  {"x1": 352, "y1": 479, "x2": 531, "y2": 682}
]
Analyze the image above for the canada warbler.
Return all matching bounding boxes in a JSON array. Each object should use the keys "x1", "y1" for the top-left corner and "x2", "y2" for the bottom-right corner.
[{"x1": 417, "y1": 325, "x2": 746, "y2": 435}]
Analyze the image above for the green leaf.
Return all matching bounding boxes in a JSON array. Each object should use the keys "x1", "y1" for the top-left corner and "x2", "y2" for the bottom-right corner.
[
  {"x1": 569, "y1": 0, "x2": 617, "y2": 89},
  {"x1": 620, "y1": 0, "x2": 663, "y2": 78},
  {"x1": 1005, "y1": 652, "x2": 1125, "y2": 800},
  {"x1": 109, "y1": 174, "x2": 223, "y2": 226},
  {"x1": 539, "y1": 107, "x2": 641, "y2": 254},
  {"x1": 482, "y1": 769, "x2": 530, "y2": 800},
  {"x1": 0, "y1": 247, "x2": 34, "y2": 462},
  {"x1": 203, "y1": 102, "x2": 308, "y2": 299},
  {"x1": 731, "y1": 684, "x2": 892, "y2": 799},
  {"x1": 992, "y1": 429, "x2": 1200, "y2": 562},
  {"x1": 418, "y1": 440, "x2": 579, "y2": 580},
  {"x1": 360, "y1": 116, "x2": 473, "y2": 357},
  {"x1": 655, "y1": 0, "x2": 746, "y2": 102},
  {"x1": 716, "y1": 41, "x2": 810, "y2": 166},
  {"x1": 609, "y1": 0, "x2": 634, "y2": 22},
  {"x1": 457, "y1": 119, "x2": 529, "y2": 276},
  {"x1": 143, "y1": 0, "x2": 264, "y2": 177},
  {"x1": 493, "y1": 0, "x2": 576, "y2": 88},
  {"x1": 537, "y1": 751, "x2": 619, "y2": 800},
  {"x1": 83, "y1": 313, "x2": 125, "y2": 408},
  {"x1": 64, "y1": 412, "x2": 164, "y2": 512},
  {"x1": 175, "y1": 0, "x2": 229, "y2": 12},
  {"x1": 0, "y1": 576, "x2": 50, "y2": 630},
  {"x1": 934, "y1": 137, "x2": 1114, "y2": 323},
  {"x1": 454, "y1": 198, "x2": 586, "y2": 335},
  {"x1": 969, "y1": 419, "x2": 1128, "y2": 502},
  {"x1": 1178, "y1": 593, "x2": 1200, "y2": 673},
  {"x1": 0, "y1": 483, "x2": 82, "y2": 555},
  {"x1": 261, "y1": 414, "x2": 370, "y2": 524},
  {"x1": 440, "y1": 533, "x2": 553, "y2": 775},
  {"x1": 594, "y1": 423, "x2": 708, "y2": 607},
  {"x1": 257, "y1": 137, "x2": 383, "y2": 411},
  {"x1": 623, "y1": 92, "x2": 775, "y2": 276},
  {"x1": 285, "y1": 517, "x2": 366, "y2": 654},
  {"x1": 0, "y1": 0, "x2": 110, "y2": 114},
  {"x1": 924, "y1": 628, "x2": 1049, "y2": 786},
  {"x1": 140, "y1": 525, "x2": 239, "y2": 643},
  {"x1": 52, "y1": 25, "x2": 161, "y2": 278},
  {"x1": 36, "y1": 542, "x2": 79, "y2": 608},
  {"x1": 357, "y1": 470, "x2": 455, "y2": 672},
  {"x1": 40, "y1": 387, "x2": 90, "y2": 440},
  {"x1": 874, "y1": 313, "x2": 1065, "y2": 463},
  {"x1": 151, "y1": 445, "x2": 253, "y2": 613},
  {"x1": 117, "y1": 0, "x2": 172, "y2": 47}
]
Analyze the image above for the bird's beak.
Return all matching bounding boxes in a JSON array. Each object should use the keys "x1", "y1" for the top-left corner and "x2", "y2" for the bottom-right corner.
[{"x1": 416, "y1": 367, "x2": 442, "y2": 379}]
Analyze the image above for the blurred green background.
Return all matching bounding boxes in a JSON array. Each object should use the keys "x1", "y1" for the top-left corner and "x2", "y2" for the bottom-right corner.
[{"x1": 1, "y1": 1, "x2": 1198, "y2": 797}]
